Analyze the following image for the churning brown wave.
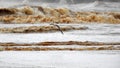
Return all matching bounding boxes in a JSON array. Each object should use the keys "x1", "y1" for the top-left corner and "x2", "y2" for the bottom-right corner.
[
  {"x1": 0, "y1": 5, "x2": 120, "y2": 51},
  {"x1": 0, "y1": 6, "x2": 120, "y2": 24},
  {"x1": 0, "y1": 25, "x2": 88, "y2": 33},
  {"x1": 0, "y1": 41, "x2": 120, "y2": 51}
]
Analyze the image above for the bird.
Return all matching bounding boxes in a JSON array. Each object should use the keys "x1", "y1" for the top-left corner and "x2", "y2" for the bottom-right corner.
[{"x1": 50, "y1": 23, "x2": 64, "y2": 35}]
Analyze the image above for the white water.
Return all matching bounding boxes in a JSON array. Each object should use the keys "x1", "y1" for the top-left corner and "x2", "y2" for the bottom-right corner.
[
  {"x1": 22, "y1": 0, "x2": 29, "y2": 5},
  {"x1": 0, "y1": 1, "x2": 120, "y2": 68},
  {"x1": 59, "y1": 0, "x2": 74, "y2": 4},
  {"x1": 0, "y1": 51, "x2": 120, "y2": 68},
  {"x1": 0, "y1": 0, "x2": 120, "y2": 11},
  {"x1": 59, "y1": 0, "x2": 67, "y2": 4},
  {"x1": 0, "y1": 24, "x2": 120, "y2": 43}
]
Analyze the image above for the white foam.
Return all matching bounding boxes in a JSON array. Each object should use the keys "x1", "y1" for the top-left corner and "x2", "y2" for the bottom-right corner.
[
  {"x1": 0, "y1": 0, "x2": 120, "y2": 12},
  {"x1": 0, "y1": 51, "x2": 120, "y2": 68}
]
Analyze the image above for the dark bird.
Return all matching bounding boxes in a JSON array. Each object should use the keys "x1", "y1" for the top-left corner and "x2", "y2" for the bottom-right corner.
[{"x1": 50, "y1": 23, "x2": 64, "y2": 35}]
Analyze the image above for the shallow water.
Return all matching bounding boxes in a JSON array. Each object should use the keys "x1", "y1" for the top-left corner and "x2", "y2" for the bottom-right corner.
[
  {"x1": 0, "y1": 51, "x2": 120, "y2": 68},
  {"x1": 0, "y1": 23, "x2": 120, "y2": 43}
]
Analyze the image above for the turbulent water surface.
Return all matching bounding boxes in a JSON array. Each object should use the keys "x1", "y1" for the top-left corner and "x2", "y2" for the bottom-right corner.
[
  {"x1": 0, "y1": 0, "x2": 120, "y2": 68},
  {"x1": 0, "y1": 51, "x2": 120, "y2": 68},
  {"x1": 0, "y1": 23, "x2": 120, "y2": 43}
]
